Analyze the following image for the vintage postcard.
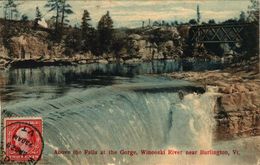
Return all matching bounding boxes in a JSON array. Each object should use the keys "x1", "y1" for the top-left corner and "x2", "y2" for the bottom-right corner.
[{"x1": 0, "y1": 0, "x2": 259, "y2": 164}]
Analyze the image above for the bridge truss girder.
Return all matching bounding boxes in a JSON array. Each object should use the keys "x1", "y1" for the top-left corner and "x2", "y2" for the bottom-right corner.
[{"x1": 190, "y1": 24, "x2": 249, "y2": 44}]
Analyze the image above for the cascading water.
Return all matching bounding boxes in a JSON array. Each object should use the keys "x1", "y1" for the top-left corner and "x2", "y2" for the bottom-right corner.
[
  {"x1": 0, "y1": 61, "x2": 260, "y2": 165},
  {"x1": 3, "y1": 80, "x2": 219, "y2": 165},
  {"x1": 2, "y1": 63, "x2": 259, "y2": 165},
  {"x1": 144, "y1": 89, "x2": 218, "y2": 165}
]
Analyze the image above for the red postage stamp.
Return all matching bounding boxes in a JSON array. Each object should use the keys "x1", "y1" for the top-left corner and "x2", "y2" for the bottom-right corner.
[{"x1": 3, "y1": 117, "x2": 44, "y2": 164}]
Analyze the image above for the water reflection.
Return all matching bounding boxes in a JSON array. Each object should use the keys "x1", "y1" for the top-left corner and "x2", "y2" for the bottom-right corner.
[{"x1": 0, "y1": 60, "x2": 223, "y2": 103}]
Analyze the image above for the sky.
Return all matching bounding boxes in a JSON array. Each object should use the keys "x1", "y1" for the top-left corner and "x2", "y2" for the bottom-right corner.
[{"x1": 0, "y1": 0, "x2": 252, "y2": 28}]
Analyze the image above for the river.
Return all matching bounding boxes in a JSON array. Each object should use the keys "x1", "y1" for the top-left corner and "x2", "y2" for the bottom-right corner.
[{"x1": 1, "y1": 60, "x2": 259, "y2": 165}]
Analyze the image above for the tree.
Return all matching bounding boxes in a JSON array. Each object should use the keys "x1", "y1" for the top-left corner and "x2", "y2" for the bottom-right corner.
[
  {"x1": 64, "y1": 27, "x2": 82, "y2": 55},
  {"x1": 82, "y1": 10, "x2": 92, "y2": 34},
  {"x1": 81, "y1": 9, "x2": 95, "y2": 51},
  {"x1": 3, "y1": 0, "x2": 19, "y2": 20},
  {"x1": 162, "y1": 20, "x2": 165, "y2": 26},
  {"x1": 170, "y1": 20, "x2": 179, "y2": 26},
  {"x1": 60, "y1": 0, "x2": 73, "y2": 31},
  {"x1": 208, "y1": 19, "x2": 216, "y2": 24},
  {"x1": 35, "y1": 6, "x2": 42, "y2": 20},
  {"x1": 222, "y1": 19, "x2": 238, "y2": 24},
  {"x1": 153, "y1": 21, "x2": 160, "y2": 27},
  {"x1": 239, "y1": 11, "x2": 246, "y2": 22},
  {"x1": 247, "y1": 0, "x2": 259, "y2": 23},
  {"x1": 189, "y1": 19, "x2": 197, "y2": 25},
  {"x1": 112, "y1": 30, "x2": 127, "y2": 60},
  {"x1": 34, "y1": 6, "x2": 42, "y2": 28},
  {"x1": 97, "y1": 11, "x2": 114, "y2": 54},
  {"x1": 45, "y1": 0, "x2": 61, "y2": 32},
  {"x1": 45, "y1": 0, "x2": 73, "y2": 40},
  {"x1": 240, "y1": 0, "x2": 259, "y2": 60},
  {"x1": 21, "y1": 14, "x2": 28, "y2": 21}
]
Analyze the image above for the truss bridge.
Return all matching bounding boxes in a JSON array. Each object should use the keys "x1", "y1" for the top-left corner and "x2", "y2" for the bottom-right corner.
[{"x1": 190, "y1": 23, "x2": 251, "y2": 44}]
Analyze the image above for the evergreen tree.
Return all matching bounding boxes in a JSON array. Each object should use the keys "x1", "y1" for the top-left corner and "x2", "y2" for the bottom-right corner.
[
  {"x1": 60, "y1": 0, "x2": 73, "y2": 30},
  {"x1": 36, "y1": 6, "x2": 42, "y2": 20},
  {"x1": 64, "y1": 27, "x2": 82, "y2": 55},
  {"x1": 239, "y1": 11, "x2": 246, "y2": 22},
  {"x1": 189, "y1": 19, "x2": 197, "y2": 25},
  {"x1": 34, "y1": 6, "x2": 42, "y2": 28},
  {"x1": 208, "y1": 19, "x2": 216, "y2": 24},
  {"x1": 21, "y1": 14, "x2": 28, "y2": 21},
  {"x1": 3, "y1": 0, "x2": 19, "y2": 20},
  {"x1": 162, "y1": 20, "x2": 165, "y2": 26},
  {"x1": 45, "y1": 0, "x2": 61, "y2": 32},
  {"x1": 97, "y1": 11, "x2": 113, "y2": 54},
  {"x1": 82, "y1": 10, "x2": 91, "y2": 31},
  {"x1": 81, "y1": 9, "x2": 94, "y2": 51},
  {"x1": 247, "y1": 0, "x2": 259, "y2": 23},
  {"x1": 45, "y1": 0, "x2": 73, "y2": 39}
]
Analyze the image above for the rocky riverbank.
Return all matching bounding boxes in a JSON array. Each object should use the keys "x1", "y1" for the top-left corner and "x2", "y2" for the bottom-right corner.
[
  {"x1": 0, "y1": 21, "x2": 230, "y2": 69},
  {"x1": 167, "y1": 57, "x2": 260, "y2": 140},
  {"x1": 0, "y1": 22, "x2": 187, "y2": 69}
]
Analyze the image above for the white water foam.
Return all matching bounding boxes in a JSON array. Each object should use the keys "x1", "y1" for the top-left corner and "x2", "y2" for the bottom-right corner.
[{"x1": 4, "y1": 85, "x2": 260, "y2": 165}]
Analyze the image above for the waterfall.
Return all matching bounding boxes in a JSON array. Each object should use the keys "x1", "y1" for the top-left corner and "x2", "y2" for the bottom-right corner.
[
  {"x1": 144, "y1": 89, "x2": 218, "y2": 165},
  {"x1": 4, "y1": 83, "x2": 220, "y2": 165}
]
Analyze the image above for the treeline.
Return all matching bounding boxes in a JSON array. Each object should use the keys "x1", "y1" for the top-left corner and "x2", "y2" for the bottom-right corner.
[
  {"x1": 43, "y1": 1, "x2": 116, "y2": 57},
  {"x1": 64, "y1": 10, "x2": 116, "y2": 56},
  {"x1": 1, "y1": 0, "x2": 118, "y2": 57},
  {"x1": 1, "y1": 0, "x2": 259, "y2": 59}
]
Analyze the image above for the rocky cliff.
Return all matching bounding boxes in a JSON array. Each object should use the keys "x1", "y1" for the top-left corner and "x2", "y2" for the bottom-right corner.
[
  {"x1": 167, "y1": 58, "x2": 260, "y2": 140},
  {"x1": 215, "y1": 81, "x2": 260, "y2": 139},
  {"x1": 126, "y1": 27, "x2": 183, "y2": 62},
  {"x1": 9, "y1": 33, "x2": 50, "y2": 59},
  {"x1": 0, "y1": 31, "x2": 98, "y2": 67},
  {"x1": 0, "y1": 26, "x2": 185, "y2": 68}
]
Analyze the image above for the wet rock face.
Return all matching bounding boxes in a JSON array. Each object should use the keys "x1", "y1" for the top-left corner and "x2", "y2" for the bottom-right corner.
[
  {"x1": 168, "y1": 69, "x2": 260, "y2": 140},
  {"x1": 9, "y1": 34, "x2": 50, "y2": 59},
  {"x1": 1, "y1": 33, "x2": 69, "y2": 67},
  {"x1": 215, "y1": 83, "x2": 260, "y2": 140}
]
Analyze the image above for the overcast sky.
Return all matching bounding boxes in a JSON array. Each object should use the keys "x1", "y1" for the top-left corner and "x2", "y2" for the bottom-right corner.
[{"x1": 0, "y1": 0, "x2": 252, "y2": 28}]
